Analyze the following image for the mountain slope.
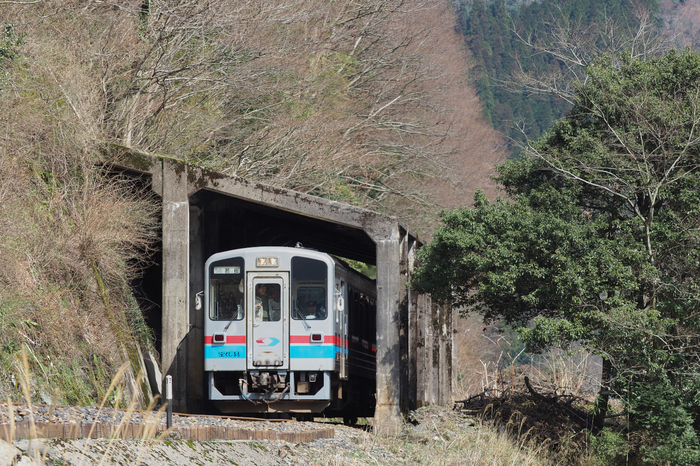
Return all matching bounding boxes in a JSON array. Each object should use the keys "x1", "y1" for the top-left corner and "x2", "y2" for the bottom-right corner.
[{"x1": 0, "y1": 0, "x2": 502, "y2": 405}]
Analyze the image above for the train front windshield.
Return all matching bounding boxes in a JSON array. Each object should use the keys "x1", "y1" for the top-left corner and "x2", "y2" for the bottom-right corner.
[
  {"x1": 291, "y1": 256, "x2": 328, "y2": 320},
  {"x1": 209, "y1": 258, "x2": 245, "y2": 321},
  {"x1": 254, "y1": 282, "x2": 282, "y2": 321}
]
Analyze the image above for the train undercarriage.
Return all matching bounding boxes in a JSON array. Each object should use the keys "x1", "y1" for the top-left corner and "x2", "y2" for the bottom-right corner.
[{"x1": 208, "y1": 369, "x2": 374, "y2": 422}]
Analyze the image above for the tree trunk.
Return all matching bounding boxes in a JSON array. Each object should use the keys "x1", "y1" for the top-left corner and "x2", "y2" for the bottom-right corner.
[{"x1": 593, "y1": 357, "x2": 612, "y2": 431}]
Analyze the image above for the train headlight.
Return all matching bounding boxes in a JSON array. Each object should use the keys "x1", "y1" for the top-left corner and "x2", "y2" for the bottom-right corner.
[{"x1": 256, "y1": 256, "x2": 279, "y2": 267}]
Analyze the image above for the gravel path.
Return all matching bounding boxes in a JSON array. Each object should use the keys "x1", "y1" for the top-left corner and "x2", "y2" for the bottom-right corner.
[
  {"x1": 0, "y1": 420, "x2": 393, "y2": 465},
  {"x1": 0, "y1": 403, "x2": 396, "y2": 465},
  {"x1": 0, "y1": 405, "x2": 470, "y2": 465}
]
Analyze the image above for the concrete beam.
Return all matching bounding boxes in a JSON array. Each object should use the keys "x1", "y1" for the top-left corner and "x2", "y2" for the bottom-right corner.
[
  {"x1": 188, "y1": 166, "x2": 399, "y2": 244},
  {"x1": 105, "y1": 146, "x2": 400, "y2": 243}
]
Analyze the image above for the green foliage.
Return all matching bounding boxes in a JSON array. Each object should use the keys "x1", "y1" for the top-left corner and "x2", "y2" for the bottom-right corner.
[
  {"x1": 588, "y1": 428, "x2": 629, "y2": 465},
  {"x1": 0, "y1": 23, "x2": 23, "y2": 89},
  {"x1": 630, "y1": 382, "x2": 700, "y2": 465},
  {"x1": 0, "y1": 23, "x2": 22, "y2": 64},
  {"x1": 0, "y1": 294, "x2": 24, "y2": 374},
  {"x1": 414, "y1": 49, "x2": 700, "y2": 463},
  {"x1": 337, "y1": 257, "x2": 376, "y2": 279},
  {"x1": 124, "y1": 289, "x2": 156, "y2": 352}
]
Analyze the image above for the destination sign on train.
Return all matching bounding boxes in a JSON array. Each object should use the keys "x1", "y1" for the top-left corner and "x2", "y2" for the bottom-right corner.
[{"x1": 213, "y1": 266, "x2": 241, "y2": 274}]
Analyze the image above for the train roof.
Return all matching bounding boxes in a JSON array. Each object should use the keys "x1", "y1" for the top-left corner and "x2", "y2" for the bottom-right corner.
[{"x1": 206, "y1": 246, "x2": 375, "y2": 283}]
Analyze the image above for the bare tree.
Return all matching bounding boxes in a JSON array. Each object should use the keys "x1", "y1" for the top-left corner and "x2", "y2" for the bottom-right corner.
[
  {"x1": 509, "y1": 5, "x2": 671, "y2": 105},
  {"x1": 85, "y1": 0, "x2": 503, "y2": 228},
  {"x1": 3, "y1": 0, "x2": 504, "y2": 227}
]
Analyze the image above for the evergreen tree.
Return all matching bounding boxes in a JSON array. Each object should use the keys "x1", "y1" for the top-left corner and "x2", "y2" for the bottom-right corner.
[{"x1": 414, "y1": 49, "x2": 700, "y2": 464}]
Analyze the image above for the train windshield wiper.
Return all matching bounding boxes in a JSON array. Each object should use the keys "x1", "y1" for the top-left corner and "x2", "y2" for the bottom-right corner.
[
  {"x1": 294, "y1": 306, "x2": 310, "y2": 330},
  {"x1": 224, "y1": 305, "x2": 242, "y2": 332}
]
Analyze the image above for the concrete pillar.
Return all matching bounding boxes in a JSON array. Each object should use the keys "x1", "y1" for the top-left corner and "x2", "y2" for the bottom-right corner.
[
  {"x1": 431, "y1": 302, "x2": 441, "y2": 405},
  {"x1": 437, "y1": 303, "x2": 449, "y2": 405},
  {"x1": 437, "y1": 302, "x2": 453, "y2": 406},
  {"x1": 443, "y1": 303, "x2": 454, "y2": 405},
  {"x1": 417, "y1": 294, "x2": 435, "y2": 406},
  {"x1": 161, "y1": 159, "x2": 190, "y2": 412},
  {"x1": 398, "y1": 230, "x2": 410, "y2": 413},
  {"x1": 188, "y1": 205, "x2": 204, "y2": 408},
  {"x1": 406, "y1": 239, "x2": 418, "y2": 410},
  {"x1": 373, "y1": 227, "x2": 402, "y2": 435},
  {"x1": 408, "y1": 289, "x2": 419, "y2": 409}
]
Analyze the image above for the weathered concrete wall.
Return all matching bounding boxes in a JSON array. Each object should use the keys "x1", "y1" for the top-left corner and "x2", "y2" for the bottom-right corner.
[
  {"x1": 399, "y1": 231, "x2": 412, "y2": 413},
  {"x1": 188, "y1": 205, "x2": 205, "y2": 407}
]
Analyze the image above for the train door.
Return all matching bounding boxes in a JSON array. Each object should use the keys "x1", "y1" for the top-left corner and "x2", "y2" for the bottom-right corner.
[
  {"x1": 337, "y1": 278, "x2": 349, "y2": 380},
  {"x1": 246, "y1": 274, "x2": 289, "y2": 369}
]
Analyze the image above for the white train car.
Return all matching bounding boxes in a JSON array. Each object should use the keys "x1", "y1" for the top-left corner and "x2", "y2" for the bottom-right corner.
[{"x1": 203, "y1": 246, "x2": 376, "y2": 421}]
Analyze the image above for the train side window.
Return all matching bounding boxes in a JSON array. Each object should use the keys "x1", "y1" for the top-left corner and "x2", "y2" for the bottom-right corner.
[{"x1": 295, "y1": 287, "x2": 326, "y2": 320}]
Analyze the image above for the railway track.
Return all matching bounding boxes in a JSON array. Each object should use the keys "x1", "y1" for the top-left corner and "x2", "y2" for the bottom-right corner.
[{"x1": 0, "y1": 403, "x2": 334, "y2": 443}]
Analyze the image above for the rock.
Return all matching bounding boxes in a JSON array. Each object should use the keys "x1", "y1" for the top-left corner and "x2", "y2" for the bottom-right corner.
[{"x1": 0, "y1": 439, "x2": 22, "y2": 466}]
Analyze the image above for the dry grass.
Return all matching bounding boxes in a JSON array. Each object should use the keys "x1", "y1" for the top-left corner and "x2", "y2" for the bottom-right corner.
[
  {"x1": 310, "y1": 406, "x2": 548, "y2": 466},
  {"x1": 0, "y1": 2, "x2": 161, "y2": 406},
  {"x1": 450, "y1": 314, "x2": 612, "y2": 465},
  {"x1": 2, "y1": 349, "x2": 171, "y2": 465}
]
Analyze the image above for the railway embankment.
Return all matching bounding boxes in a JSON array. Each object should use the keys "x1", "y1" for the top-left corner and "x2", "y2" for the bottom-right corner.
[{"x1": 0, "y1": 404, "x2": 333, "y2": 444}]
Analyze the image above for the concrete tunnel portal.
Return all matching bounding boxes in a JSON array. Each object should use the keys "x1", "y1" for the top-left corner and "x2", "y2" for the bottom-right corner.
[
  {"x1": 108, "y1": 148, "x2": 453, "y2": 433},
  {"x1": 190, "y1": 188, "x2": 378, "y2": 264}
]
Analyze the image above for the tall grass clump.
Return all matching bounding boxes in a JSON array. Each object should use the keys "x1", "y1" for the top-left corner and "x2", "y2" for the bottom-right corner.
[
  {"x1": 4, "y1": 349, "x2": 170, "y2": 465},
  {"x1": 0, "y1": 3, "x2": 160, "y2": 407}
]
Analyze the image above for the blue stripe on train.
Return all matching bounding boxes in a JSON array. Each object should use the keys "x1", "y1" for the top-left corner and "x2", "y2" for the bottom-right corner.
[
  {"x1": 204, "y1": 345, "x2": 246, "y2": 359},
  {"x1": 290, "y1": 345, "x2": 338, "y2": 359},
  {"x1": 205, "y1": 345, "x2": 345, "y2": 359}
]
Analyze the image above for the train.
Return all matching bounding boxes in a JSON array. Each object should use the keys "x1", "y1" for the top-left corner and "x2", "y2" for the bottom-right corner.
[{"x1": 202, "y1": 245, "x2": 376, "y2": 422}]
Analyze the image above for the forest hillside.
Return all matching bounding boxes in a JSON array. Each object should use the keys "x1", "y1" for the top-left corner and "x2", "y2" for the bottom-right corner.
[
  {"x1": 456, "y1": 0, "x2": 700, "y2": 154},
  {"x1": 0, "y1": 0, "x2": 504, "y2": 407}
]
